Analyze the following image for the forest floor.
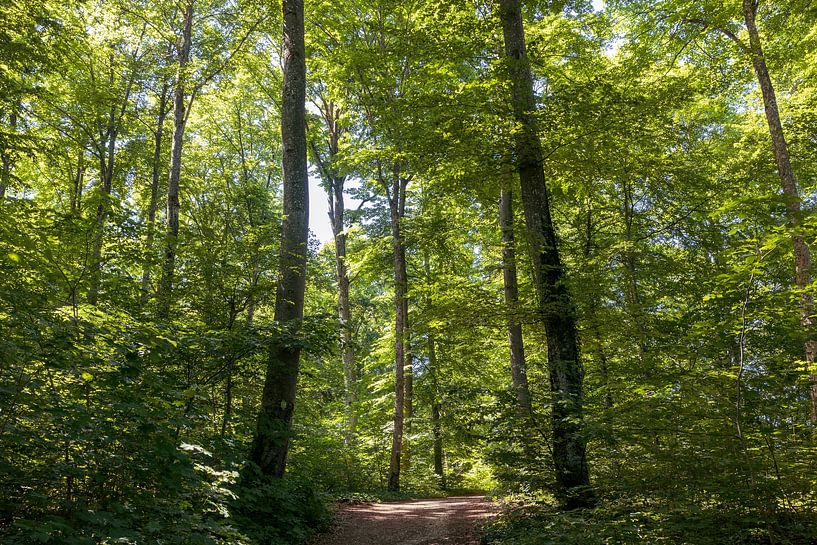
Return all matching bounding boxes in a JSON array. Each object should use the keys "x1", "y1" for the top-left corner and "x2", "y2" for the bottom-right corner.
[{"x1": 312, "y1": 495, "x2": 497, "y2": 545}]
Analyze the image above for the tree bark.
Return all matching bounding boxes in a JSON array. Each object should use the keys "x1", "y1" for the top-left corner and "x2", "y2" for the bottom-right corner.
[
  {"x1": 313, "y1": 100, "x2": 358, "y2": 444},
  {"x1": 386, "y1": 174, "x2": 409, "y2": 491},
  {"x1": 500, "y1": 173, "x2": 533, "y2": 413},
  {"x1": 742, "y1": 0, "x2": 817, "y2": 422},
  {"x1": 141, "y1": 83, "x2": 170, "y2": 305},
  {"x1": 88, "y1": 44, "x2": 140, "y2": 305},
  {"x1": 334, "y1": 189, "x2": 358, "y2": 443},
  {"x1": 621, "y1": 178, "x2": 648, "y2": 363},
  {"x1": 429, "y1": 335, "x2": 446, "y2": 488},
  {"x1": 0, "y1": 110, "x2": 15, "y2": 202},
  {"x1": 248, "y1": 0, "x2": 308, "y2": 477},
  {"x1": 157, "y1": 0, "x2": 194, "y2": 319},
  {"x1": 498, "y1": 0, "x2": 593, "y2": 507},
  {"x1": 88, "y1": 76, "x2": 121, "y2": 305},
  {"x1": 70, "y1": 144, "x2": 86, "y2": 213},
  {"x1": 402, "y1": 296, "x2": 413, "y2": 473}
]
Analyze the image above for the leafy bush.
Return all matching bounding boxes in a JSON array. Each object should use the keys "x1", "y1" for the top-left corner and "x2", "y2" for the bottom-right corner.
[
  {"x1": 231, "y1": 467, "x2": 331, "y2": 545},
  {"x1": 480, "y1": 500, "x2": 817, "y2": 545}
]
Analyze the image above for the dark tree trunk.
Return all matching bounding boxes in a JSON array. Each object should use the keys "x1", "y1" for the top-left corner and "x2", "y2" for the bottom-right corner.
[
  {"x1": 89, "y1": 46, "x2": 139, "y2": 305},
  {"x1": 248, "y1": 0, "x2": 308, "y2": 477},
  {"x1": 500, "y1": 173, "x2": 532, "y2": 413},
  {"x1": 582, "y1": 200, "x2": 613, "y2": 410},
  {"x1": 141, "y1": 83, "x2": 170, "y2": 304},
  {"x1": 386, "y1": 174, "x2": 409, "y2": 491},
  {"x1": 157, "y1": 0, "x2": 194, "y2": 319},
  {"x1": 498, "y1": 0, "x2": 593, "y2": 507},
  {"x1": 742, "y1": 0, "x2": 817, "y2": 422}
]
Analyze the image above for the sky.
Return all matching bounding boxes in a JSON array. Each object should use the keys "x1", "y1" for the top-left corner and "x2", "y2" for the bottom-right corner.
[{"x1": 308, "y1": 175, "x2": 334, "y2": 245}]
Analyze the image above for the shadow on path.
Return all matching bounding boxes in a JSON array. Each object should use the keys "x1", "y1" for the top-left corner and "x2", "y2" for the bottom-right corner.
[{"x1": 312, "y1": 495, "x2": 496, "y2": 545}]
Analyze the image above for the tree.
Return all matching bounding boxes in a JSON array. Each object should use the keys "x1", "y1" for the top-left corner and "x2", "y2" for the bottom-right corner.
[
  {"x1": 497, "y1": 0, "x2": 593, "y2": 507},
  {"x1": 157, "y1": 0, "x2": 194, "y2": 318},
  {"x1": 308, "y1": 92, "x2": 359, "y2": 445},
  {"x1": 248, "y1": 0, "x2": 308, "y2": 477}
]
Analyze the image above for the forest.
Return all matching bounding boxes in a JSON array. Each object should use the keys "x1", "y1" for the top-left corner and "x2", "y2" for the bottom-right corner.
[{"x1": 2, "y1": 0, "x2": 817, "y2": 543}]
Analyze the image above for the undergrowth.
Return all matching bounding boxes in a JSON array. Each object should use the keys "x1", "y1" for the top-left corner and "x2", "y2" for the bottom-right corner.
[{"x1": 480, "y1": 499, "x2": 817, "y2": 545}]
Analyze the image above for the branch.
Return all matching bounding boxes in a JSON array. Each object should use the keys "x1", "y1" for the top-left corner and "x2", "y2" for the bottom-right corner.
[{"x1": 683, "y1": 17, "x2": 749, "y2": 53}]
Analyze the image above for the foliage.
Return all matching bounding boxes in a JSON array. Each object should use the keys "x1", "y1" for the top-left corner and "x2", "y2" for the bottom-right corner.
[
  {"x1": 230, "y1": 467, "x2": 330, "y2": 545},
  {"x1": 481, "y1": 499, "x2": 817, "y2": 545},
  {"x1": 3, "y1": 0, "x2": 817, "y2": 542}
]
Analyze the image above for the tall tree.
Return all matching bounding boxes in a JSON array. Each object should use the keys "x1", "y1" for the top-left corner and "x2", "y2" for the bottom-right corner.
[
  {"x1": 140, "y1": 80, "x2": 170, "y2": 304},
  {"x1": 248, "y1": 0, "x2": 308, "y2": 477},
  {"x1": 385, "y1": 168, "x2": 410, "y2": 491},
  {"x1": 497, "y1": 0, "x2": 593, "y2": 506},
  {"x1": 157, "y1": 0, "x2": 194, "y2": 318},
  {"x1": 499, "y1": 172, "x2": 532, "y2": 413},
  {"x1": 0, "y1": 109, "x2": 15, "y2": 202},
  {"x1": 739, "y1": 0, "x2": 817, "y2": 421},
  {"x1": 309, "y1": 96, "x2": 358, "y2": 444}
]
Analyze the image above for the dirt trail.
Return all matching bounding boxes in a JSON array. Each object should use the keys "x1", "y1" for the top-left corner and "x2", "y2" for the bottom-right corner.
[{"x1": 312, "y1": 495, "x2": 496, "y2": 545}]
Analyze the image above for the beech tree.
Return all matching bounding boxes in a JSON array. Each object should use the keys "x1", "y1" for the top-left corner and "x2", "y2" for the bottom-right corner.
[
  {"x1": 248, "y1": 0, "x2": 308, "y2": 477},
  {"x1": 497, "y1": 0, "x2": 593, "y2": 506}
]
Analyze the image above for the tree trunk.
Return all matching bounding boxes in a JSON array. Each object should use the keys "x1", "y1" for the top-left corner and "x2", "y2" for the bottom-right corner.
[
  {"x1": 248, "y1": 0, "x2": 308, "y2": 477},
  {"x1": 498, "y1": 0, "x2": 593, "y2": 507},
  {"x1": 0, "y1": 110, "x2": 16, "y2": 202},
  {"x1": 141, "y1": 83, "x2": 170, "y2": 305},
  {"x1": 743, "y1": 0, "x2": 817, "y2": 422},
  {"x1": 429, "y1": 336, "x2": 446, "y2": 488},
  {"x1": 500, "y1": 173, "x2": 533, "y2": 413},
  {"x1": 157, "y1": 0, "x2": 194, "y2": 319},
  {"x1": 88, "y1": 99, "x2": 119, "y2": 305},
  {"x1": 334, "y1": 192, "x2": 358, "y2": 443},
  {"x1": 582, "y1": 200, "x2": 613, "y2": 410},
  {"x1": 402, "y1": 296, "x2": 413, "y2": 473},
  {"x1": 621, "y1": 178, "x2": 648, "y2": 363},
  {"x1": 70, "y1": 144, "x2": 86, "y2": 213},
  {"x1": 387, "y1": 176, "x2": 409, "y2": 491},
  {"x1": 318, "y1": 100, "x2": 358, "y2": 445}
]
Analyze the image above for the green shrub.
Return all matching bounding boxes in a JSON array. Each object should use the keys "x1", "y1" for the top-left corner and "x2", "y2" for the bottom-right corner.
[{"x1": 231, "y1": 467, "x2": 331, "y2": 545}]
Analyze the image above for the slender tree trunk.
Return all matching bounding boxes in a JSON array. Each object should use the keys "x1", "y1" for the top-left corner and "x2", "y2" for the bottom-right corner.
[
  {"x1": 320, "y1": 101, "x2": 358, "y2": 444},
  {"x1": 387, "y1": 177, "x2": 409, "y2": 491},
  {"x1": 500, "y1": 173, "x2": 533, "y2": 413},
  {"x1": 248, "y1": 0, "x2": 308, "y2": 477},
  {"x1": 402, "y1": 296, "x2": 414, "y2": 473},
  {"x1": 71, "y1": 145, "x2": 86, "y2": 213},
  {"x1": 334, "y1": 191, "x2": 358, "y2": 443},
  {"x1": 498, "y1": 0, "x2": 593, "y2": 507},
  {"x1": 621, "y1": 179, "x2": 648, "y2": 362},
  {"x1": 743, "y1": 0, "x2": 817, "y2": 422},
  {"x1": 141, "y1": 83, "x2": 170, "y2": 304},
  {"x1": 429, "y1": 335, "x2": 446, "y2": 488},
  {"x1": 88, "y1": 100, "x2": 119, "y2": 305},
  {"x1": 157, "y1": 0, "x2": 194, "y2": 319},
  {"x1": 582, "y1": 201, "x2": 613, "y2": 410},
  {"x1": 221, "y1": 368, "x2": 233, "y2": 439},
  {"x1": 0, "y1": 110, "x2": 16, "y2": 202}
]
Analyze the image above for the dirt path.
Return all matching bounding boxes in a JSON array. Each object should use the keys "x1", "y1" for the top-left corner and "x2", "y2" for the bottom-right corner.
[{"x1": 312, "y1": 496, "x2": 496, "y2": 545}]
